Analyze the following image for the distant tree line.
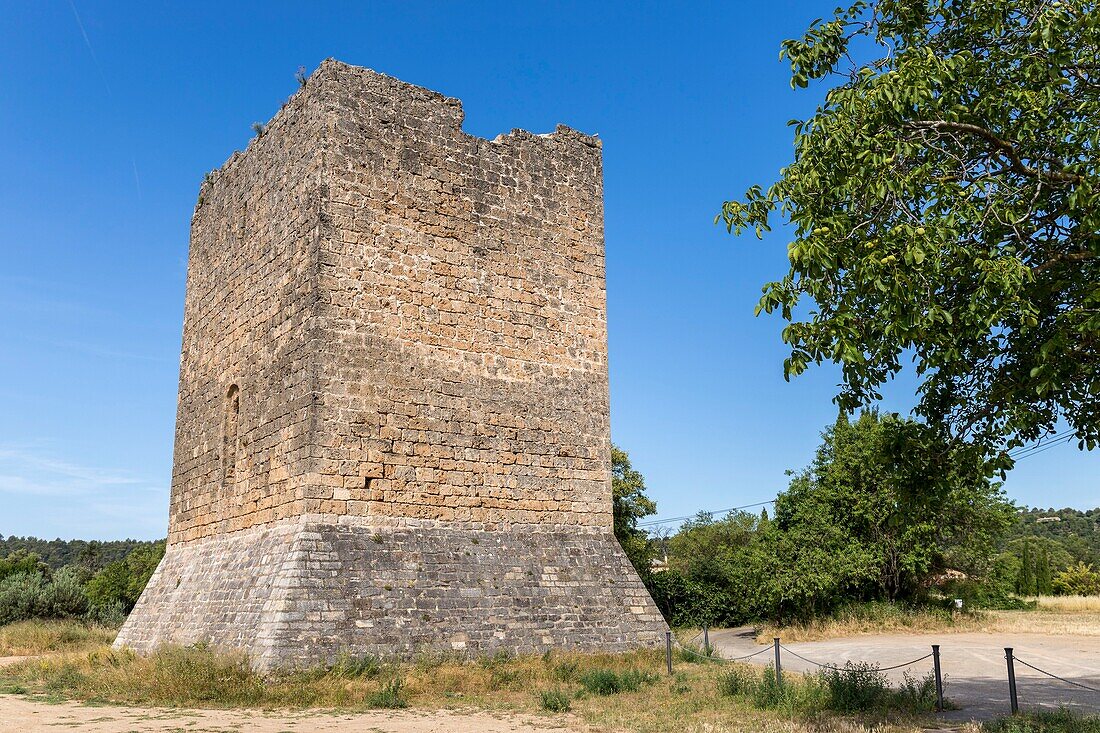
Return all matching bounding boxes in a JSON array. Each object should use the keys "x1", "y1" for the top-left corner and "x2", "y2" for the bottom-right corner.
[
  {"x1": 0, "y1": 539, "x2": 164, "y2": 627},
  {"x1": 0, "y1": 536, "x2": 160, "y2": 571}
]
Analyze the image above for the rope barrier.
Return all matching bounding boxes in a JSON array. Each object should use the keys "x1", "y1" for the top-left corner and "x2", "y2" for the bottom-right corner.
[
  {"x1": 779, "y1": 644, "x2": 932, "y2": 672},
  {"x1": 674, "y1": 640, "x2": 773, "y2": 664},
  {"x1": 1012, "y1": 655, "x2": 1100, "y2": 693}
]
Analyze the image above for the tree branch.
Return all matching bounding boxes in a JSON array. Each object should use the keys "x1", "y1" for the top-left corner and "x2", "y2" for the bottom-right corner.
[{"x1": 907, "y1": 120, "x2": 1084, "y2": 185}]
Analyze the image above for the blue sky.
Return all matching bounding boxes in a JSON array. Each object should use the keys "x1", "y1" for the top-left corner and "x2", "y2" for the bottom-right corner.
[{"x1": 1, "y1": 2, "x2": 1096, "y2": 540}]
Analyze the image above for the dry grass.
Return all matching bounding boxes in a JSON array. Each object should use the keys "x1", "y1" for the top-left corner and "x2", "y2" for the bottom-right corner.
[
  {"x1": 1029, "y1": 595, "x2": 1100, "y2": 612},
  {"x1": 755, "y1": 602, "x2": 1100, "y2": 643},
  {"x1": 754, "y1": 604, "x2": 981, "y2": 643},
  {"x1": 0, "y1": 642, "x2": 947, "y2": 733},
  {"x1": 0, "y1": 620, "x2": 117, "y2": 657}
]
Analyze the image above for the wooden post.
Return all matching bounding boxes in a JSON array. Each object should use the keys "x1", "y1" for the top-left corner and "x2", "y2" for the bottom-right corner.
[
  {"x1": 1005, "y1": 647, "x2": 1019, "y2": 715},
  {"x1": 774, "y1": 637, "x2": 782, "y2": 686},
  {"x1": 703, "y1": 626, "x2": 710, "y2": 656},
  {"x1": 932, "y1": 644, "x2": 944, "y2": 712},
  {"x1": 666, "y1": 631, "x2": 673, "y2": 675}
]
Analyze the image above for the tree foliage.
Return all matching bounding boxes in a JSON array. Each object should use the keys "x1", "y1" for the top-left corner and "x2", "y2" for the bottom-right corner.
[
  {"x1": 719, "y1": 0, "x2": 1100, "y2": 452},
  {"x1": 611, "y1": 445, "x2": 658, "y2": 576},
  {"x1": 650, "y1": 412, "x2": 1016, "y2": 624},
  {"x1": 85, "y1": 543, "x2": 165, "y2": 612}
]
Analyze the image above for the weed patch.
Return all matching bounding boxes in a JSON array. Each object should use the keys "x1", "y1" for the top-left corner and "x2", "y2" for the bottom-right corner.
[{"x1": 536, "y1": 687, "x2": 571, "y2": 712}]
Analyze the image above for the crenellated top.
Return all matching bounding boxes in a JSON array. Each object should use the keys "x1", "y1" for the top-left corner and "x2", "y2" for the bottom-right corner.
[{"x1": 195, "y1": 59, "x2": 600, "y2": 217}]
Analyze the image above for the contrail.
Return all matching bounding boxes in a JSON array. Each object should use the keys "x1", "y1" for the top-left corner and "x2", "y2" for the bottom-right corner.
[
  {"x1": 67, "y1": 0, "x2": 112, "y2": 97},
  {"x1": 69, "y1": 1, "x2": 144, "y2": 199}
]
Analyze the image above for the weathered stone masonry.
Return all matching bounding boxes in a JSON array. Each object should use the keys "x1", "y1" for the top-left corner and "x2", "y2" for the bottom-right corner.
[{"x1": 116, "y1": 60, "x2": 667, "y2": 669}]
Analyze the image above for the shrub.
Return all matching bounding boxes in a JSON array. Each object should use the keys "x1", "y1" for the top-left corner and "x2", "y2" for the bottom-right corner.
[
  {"x1": 578, "y1": 668, "x2": 658, "y2": 696},
  {"x1": 0, "y1": 571, "x2": 88, "y2": 625},
  {"x1": 716, "y1": 664, "x2": 758, "y2": 697},
  {"x1": 579, "y1": 669, "x2": 622, "y2": 695},
  {"x1": 366, "y1": 678, "x2": 407, "y2": 709},
  {"x1": 537, "y1": 687, "x2": 572, "y2": 712},
  {"x1": 896, "y1": 670, "x2": 939, "y2": 712},
  {"x1": 552, "y1": 659, "x2": 579, "y2": 682},
  {"x1": 821, "y1": 661, "x2": 890, "y2": 712},
  {"x1": 1052, "y1": 563, "x2": 1100, "y2": 597},
  {"x1": 85, "y1": 600, "x2": 127, "y2": 627}
]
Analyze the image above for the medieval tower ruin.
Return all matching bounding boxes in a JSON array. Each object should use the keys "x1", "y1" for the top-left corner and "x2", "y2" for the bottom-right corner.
[{"x1": 115, "y1": 60, "x2": 666, "y2": 669}]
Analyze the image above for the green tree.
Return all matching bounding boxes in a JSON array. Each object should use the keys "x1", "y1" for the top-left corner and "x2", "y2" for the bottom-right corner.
[
  {"x1": 1036, "y1": 546, "x2": 1053, "y2": 594},
  {"x1": 756, "y1": 411, "x2": 1015, "y2": 619},
  {"x1": 0, "y1": 550, "x2": 49, "y2": 583},
  {"x1": 1018, "y1": 541, "x2": 1035, "y2": 595},
  {"x1": 85, "y1": 543, "x2": 165, "y2": 612},
  {"x1": 719, "y1": 0, "x2": 1100, "y2": 453},
  {"x1": 1052, "y1": 562, "x2": 1100, "y2": 595},
  {"x1": 611, "y1": 445, "x2": 658, "y2": 576}
]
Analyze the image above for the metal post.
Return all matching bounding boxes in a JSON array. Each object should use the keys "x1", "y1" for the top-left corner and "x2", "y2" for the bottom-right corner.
[
  {"x1": 703, "y1": 626, "x2": 710, "y2": 656},
  {"x1": 1005, "y1": 647, "x2": 1019, "y2": 715},
  {"x1": 665, "y1": 631, "x2": 673, "y2": 675},
  {"x1": 932, "y1": 644, "x2": 944, "y2": 712},
  {"x1": 774, "y1": 637, "x2": 782, "y2": 686}
]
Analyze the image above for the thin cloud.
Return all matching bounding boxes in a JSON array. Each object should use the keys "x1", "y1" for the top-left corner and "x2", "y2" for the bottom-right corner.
[
  {"x1": 67, "y1": 0, "x2": 112, "y2": 98},
  {"x1": 0, "y1": 446, "x2": 152, "y2": 497}
]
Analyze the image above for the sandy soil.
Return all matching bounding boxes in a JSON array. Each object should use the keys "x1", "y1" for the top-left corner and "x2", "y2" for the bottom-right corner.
[{"x1": 0, "y1": 695, "x2": 576, "y2": 733}]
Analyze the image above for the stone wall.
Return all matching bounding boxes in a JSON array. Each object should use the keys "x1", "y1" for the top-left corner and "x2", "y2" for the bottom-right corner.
[
  {"x1": 118, "y1": 60, "x2": 668, "y2": 665},
  {"x1": 168, "y1": 82, "x2": 329, "y2": 544},
  {"x1": 169, "y1": 60, "x2": 614, "y2": 543},
  {"x1": 313, "y1": 63, "x2": 612, "y2": 528},
  {"x1": 118, "y1": 517, "x2": 666, "y2": 671}
]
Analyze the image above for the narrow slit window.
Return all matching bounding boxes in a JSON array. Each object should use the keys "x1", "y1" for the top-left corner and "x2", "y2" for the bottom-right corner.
[{"x1": 223, "y1": 385, "x2": 240, "y2": 490}]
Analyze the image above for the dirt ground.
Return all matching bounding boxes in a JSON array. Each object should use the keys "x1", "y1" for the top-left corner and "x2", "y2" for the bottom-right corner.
[
  {"x1": 0, "y1": 695, "x2": 573, "y2": 733},
  {"x1": 709, "y1": 627, "x2": 1100, "y2": 721}
]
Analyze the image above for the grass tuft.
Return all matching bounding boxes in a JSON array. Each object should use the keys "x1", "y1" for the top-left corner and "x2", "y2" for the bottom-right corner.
[
  {"x1": 536, "y1": 687, "x2": 571, "y2": 712},
  {"x1": 365, "y1": 677, "x2": 407, "y2": 709},
  {"x1": 982, "y1": 709, "x2": 1100, "y2": 732}
]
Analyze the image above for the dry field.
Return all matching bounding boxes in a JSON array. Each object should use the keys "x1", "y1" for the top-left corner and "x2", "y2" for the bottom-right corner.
[{"x1": 754, "y1": 600, "x2": 1100, "y2": 644}]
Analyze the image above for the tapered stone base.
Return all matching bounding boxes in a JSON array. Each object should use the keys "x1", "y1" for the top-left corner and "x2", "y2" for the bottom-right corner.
[{"x1": 115, "y1": 516, "x2": 667, "y2": 671}]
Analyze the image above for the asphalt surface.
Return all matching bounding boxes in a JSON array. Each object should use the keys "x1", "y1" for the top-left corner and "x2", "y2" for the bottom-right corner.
[{"x1": 706, "y1": 628, "x2": 1100, "y2": 721}]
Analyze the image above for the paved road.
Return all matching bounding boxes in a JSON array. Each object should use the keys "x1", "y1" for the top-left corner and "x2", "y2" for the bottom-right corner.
[{"x1": 707, "y1": 628, "x2": 1100, "y2": 721}]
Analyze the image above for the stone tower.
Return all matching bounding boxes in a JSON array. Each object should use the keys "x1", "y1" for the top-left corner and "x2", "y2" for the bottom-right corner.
[{"x1": 115, "y1": 60, "x2": 667, "y2": 670}]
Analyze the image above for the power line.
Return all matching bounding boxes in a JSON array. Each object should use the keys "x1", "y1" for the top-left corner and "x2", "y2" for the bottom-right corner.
[
  {"x1": 638, "y1": 432, "x2": 1078, "y2": 530},
  {"x1": 638, "y1": 499, "x2": 775, "y2": 528}
]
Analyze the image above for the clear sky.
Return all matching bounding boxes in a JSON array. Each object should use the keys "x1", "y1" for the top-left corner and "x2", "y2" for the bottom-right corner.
[{"x1": 2, "y1": 1, "x2": 1096, "y2": 541}]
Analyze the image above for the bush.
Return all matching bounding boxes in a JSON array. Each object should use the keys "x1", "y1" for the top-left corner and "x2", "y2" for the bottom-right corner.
[
  {"x1": 0, "y1": 571, "x2": 89, "y2": 625},
  {"x1": 821, "y1": 661, "x2": 890, "y2": 712},
  {"x1": 366, "y1": 678, "x2": 407, "y2": 709},
  {"x1": 1052, "y1": 563, "x2": 1100, "y2": 596},
  {"x1": 537, "y1": 687, "x2": 572, "y2": 712},
  {"x1": 896, "y1": 671, "x2": 939, "y2": 712},
  {"x1": 579, "y1": 669, "x2": 622, "y2": 695},
  {"x1": 85, "y1": 600, "x2": 127, "y2": 627},
  {"x1": 578, "y1": 668, "x2": 656, "y2": 696},
  {"x1": 716, "y1": 664, "x2": 758, "y2": 697}
]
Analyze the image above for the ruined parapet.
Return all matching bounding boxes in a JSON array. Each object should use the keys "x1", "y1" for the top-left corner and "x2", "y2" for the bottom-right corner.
[{"x1": 116, "y1": 60, "x2": 666, "y2": 669}]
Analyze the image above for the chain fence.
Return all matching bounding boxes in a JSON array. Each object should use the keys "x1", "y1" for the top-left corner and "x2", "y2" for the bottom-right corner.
[{"x1": 665, "y1": 630, "x2": 1100, "y2": 716}]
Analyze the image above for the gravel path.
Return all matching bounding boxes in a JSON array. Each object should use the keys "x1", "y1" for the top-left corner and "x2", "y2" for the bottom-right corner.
[
  {"x1": 707, "y1": 627, "x2": 1100, "y2": 721},
  {"x1": 0, "y1": 696, "x2": 571, "y2": 733}
]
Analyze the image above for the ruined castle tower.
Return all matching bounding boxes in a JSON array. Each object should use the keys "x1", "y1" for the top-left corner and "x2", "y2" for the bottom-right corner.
[{"x1": 115, "y1": 60, "x2": 666, "y2": 670}]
